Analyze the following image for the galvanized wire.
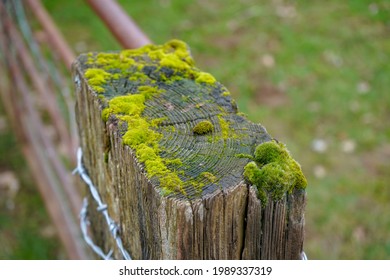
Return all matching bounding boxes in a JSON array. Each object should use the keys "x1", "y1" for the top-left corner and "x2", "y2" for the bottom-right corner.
[
  {"x1": 79, "y1": 198, "x2": 114, "y2": 260},
  {"x1": 0, "y1": 0, "x2": 86, "y2": 259},
  {"x1": 73, "y1": 147, "x2": 132, "y2": 260},
  {"x1": 14, "y1": 0, "x2": 78, "y2": 152}
]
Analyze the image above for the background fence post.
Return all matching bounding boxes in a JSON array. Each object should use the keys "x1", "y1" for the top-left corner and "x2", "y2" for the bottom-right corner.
[{"x1": 72, "y1": 41, "x2": 307, "y2": 260}]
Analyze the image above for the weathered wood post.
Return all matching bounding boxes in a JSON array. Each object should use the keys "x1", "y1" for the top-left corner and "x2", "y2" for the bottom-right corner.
[{"x1": 72, "y1": 40, "x2": 307, "y2": 260}]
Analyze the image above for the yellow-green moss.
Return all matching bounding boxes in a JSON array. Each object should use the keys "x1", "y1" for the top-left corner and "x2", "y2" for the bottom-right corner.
[
  {"x1": 195, "y1": 72, "x2": 216, "y2": 85},
  {"x1": 170, "y1": 125, "x2": 176, "y2": 132},
  {"x1": 243, "y1": 140, "x2": 307, "y2": 205},
  {"x1": 254, "y1": 141, "x2": 289, "y2": 165},
  {"x1": 218, "y1": 115, "x2": 230, "y2": 140},
  {"x1": 135, "y1": 144, "x2": 158, "y2": 162},
  {"x1": 193, "y1": 120, "x2": 214, "y2": 135},
  {"x1": 160, "y1": 53, "x2": 192, "y2": 71},
  {"x1": 100, "y1": 83, "x2": 184, "y2": 194},
  {"x1": 235, "y1": 153, "x2": 254, "y2": 160},
  {"x1": 189, "y1": 180, "x2": 205, "y2": 194},
  {"x1": 84, "y1": 68, "x2": 112, "y2": 93},
  {"x1": 150, "y1": 117, "x2": 167, "y2": 127},
  {"x1": 137, "y1": 85, "x2": 163, "y2": 99},
  {"x1": 85, "y1": 39, "x2": 220, "y2": 96},
  {"x1": 102, "y1": 94, "x2": 145, "y2": 121},
  {"x1": 123, "y1": 121, "x2": 161, "y2": 149},
  {"x1": 164, "y1": 158, "x2": 183, "y2": 166},
  {"x1": 163, "y1": 39, "x2": 195, "y2": 66},
  {"x1": 84, "y1": 40, "x2": 239, "y2": 195},
  {"x1": 201, "y1": 172, "x2": 217, "y2": 183},
  {"x1": 96, "y1": 53, "x2": 135, "y2": 71},
  {"x1": 159, "y1": 173, "x2": 184, "y2": 194}
]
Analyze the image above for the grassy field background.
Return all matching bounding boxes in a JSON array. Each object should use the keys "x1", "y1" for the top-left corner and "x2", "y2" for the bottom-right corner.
[{"x1": 1, "y1": 0, "x2": 389, "y2": 259}]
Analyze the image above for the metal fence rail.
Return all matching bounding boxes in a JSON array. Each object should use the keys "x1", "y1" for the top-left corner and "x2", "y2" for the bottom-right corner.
[
  {"x1": 86, "y1": 0, "x2": 151, "y2": 49},
  {"x1": 0, "y1": 0, "x2": 150, "y2": 259},
  {"x1": 0, "y1": 0, "x2": 151, "y2": 259},
  {"x1": 0, "y1": 0, "x2": 86, "y2": 259}
]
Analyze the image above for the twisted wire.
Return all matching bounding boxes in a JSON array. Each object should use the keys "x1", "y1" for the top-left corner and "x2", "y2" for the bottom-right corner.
[{"x1": 73, "y1": 147, "x2": 132, "y2": 260}]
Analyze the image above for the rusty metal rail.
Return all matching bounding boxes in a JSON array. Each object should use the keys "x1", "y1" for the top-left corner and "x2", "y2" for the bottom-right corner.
[
  {"x1": 86, "y1": 0, "x2": 151, "y2": 49},
  {"x1": 0, "y1": 0, "x2": 86, "y2": 259},
  {"x1": 25, "y1": 0, "x2": 75, "y2": 69}
]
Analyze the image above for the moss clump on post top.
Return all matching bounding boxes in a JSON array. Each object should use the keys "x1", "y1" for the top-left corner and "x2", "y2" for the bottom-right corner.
[
  {"x1": 243, "y1": 140, "x2": 307, "y2": 205},
  {"x1": 100, "y1": 84, "x2": 184, "y2": 194},
  {"x1": 195, "y1": 72, "x2": 216, "y2": 85},
  {"x1": 200, "y1": 172, "x2": 217, "y2": 183},
  {"x1": 84, "y1": 68, "x2": 112, "y2": 93},
  {"x1": 193, "y1": 120, "x2": 214, "y2": 135}
]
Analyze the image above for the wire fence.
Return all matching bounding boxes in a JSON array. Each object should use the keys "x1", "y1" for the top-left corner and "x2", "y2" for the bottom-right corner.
[
  {"x1": 0, "y1": 0, "x2": 85, "y2": 259},
  {"x1": 0, "y1": 0, "x2": 150, "y2": 259},
  {"x1": 74, "y1": 148, "x2": 132, "y2": 260}
]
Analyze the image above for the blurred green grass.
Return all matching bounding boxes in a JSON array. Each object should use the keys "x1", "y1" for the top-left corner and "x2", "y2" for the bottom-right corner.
[
  {"x1": 0, "y1": 104, "x2": 62, "y2": 259},
  {"x1": 2, "y1": 0, "x2": 389, "y2": 259}
]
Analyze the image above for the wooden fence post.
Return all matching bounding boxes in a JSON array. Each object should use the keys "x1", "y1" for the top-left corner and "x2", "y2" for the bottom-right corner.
[{"x1": 72, "y1": 40, "x2": 307, "y2": 260}]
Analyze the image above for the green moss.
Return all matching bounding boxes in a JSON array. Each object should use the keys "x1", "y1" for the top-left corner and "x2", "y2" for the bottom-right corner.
[
  {"x1": 99, "y1": 82, "x2": 184, "y2": 194},
  {"x1": 201, "y1": 172, "x2": 217, "y2": 183},
  {"x1": 98, "y1": 80, "x2": 183, "y2": 192},
  {"x1": 159, "y1": 172, "x2": 183, "y2": 194},
  {"x1": 243, "y1": 162, "x2": 260, "y2": 184},
  {"x1": 243, "y1": 140, "x2": 307, "y2": 205},
  {"x1": 160, "y1": 53, "x2": 191, "y2": 71},
  {"x1": 235, "y1": 153, "x2": 254, "y2": 160},
  {"x1": 95, "y1": 52, "x2": 135, "y2": 71},
  {"x1": 164, "y1": 158, "x2": 183, "y2": 166},
  {"x1": 123, "y1": 119, "x2": 161, "y2": 148},
  {"x1": 193, "y1": 120, "x2": 214, "y2": 135},
  {"x1": 138, "y1": 85, "x2": 164, "y2": 99},
  {"x1": 164, "y1": 39, "x2": 195, "y2": 66},
  {"x1": 218, "y1": 115, "x2": 230, "y2": 140},
  {"x1": 102, "y1": 94, "x2": 145, "y2": 121},
  {"x1": 195, "y1": 72, "x2": 216, "y2": 84},
  {"x1": 189, "y1": 180, "x2": 205, "y2": 194},
  {"x1": 150, "y1": 117, "x2": 167, "y2": 127},
  {"x1": 84, "y1": 68, "x2": 112, "y2": 93},
  {"x1": 85, "y1": 39, "x2": 220, "y2": 96},
  {"x1": 201, "y1": 115, "x2": 244, "y2": 144},
  {"x1": 254, "y1": 141, "x2": 289, "y2": 166},
  {"x1": 84, "y1": 40, "x2": 250, "y2": 196},
  {"x1": 129, "y1": 72, "x2": 151, "y2": 82}
]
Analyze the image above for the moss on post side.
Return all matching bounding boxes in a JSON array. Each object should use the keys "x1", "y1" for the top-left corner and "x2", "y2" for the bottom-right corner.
[{"x1": 243, "y1": 140, "x2": 307, "y2": 205}]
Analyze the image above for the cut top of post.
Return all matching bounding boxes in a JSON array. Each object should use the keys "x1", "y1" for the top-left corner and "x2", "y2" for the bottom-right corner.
[{"x1": 74, "y1": 40, "x2": 306, "y2": 201}]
